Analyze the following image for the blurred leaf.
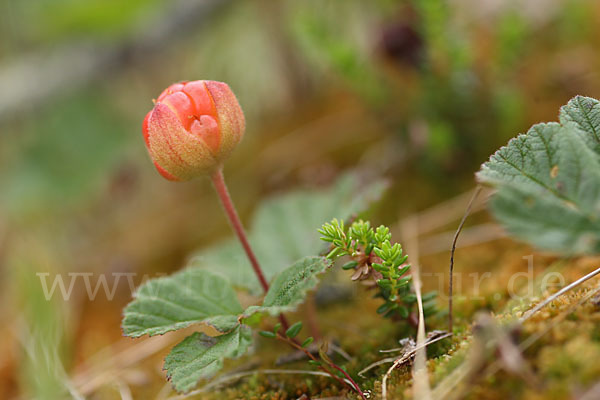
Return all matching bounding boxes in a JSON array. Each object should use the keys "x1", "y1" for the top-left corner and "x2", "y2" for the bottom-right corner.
[
  {"x1": 242, "y1": 256, "x2": 330, "y2": 319},
  {"x1": 164, "y1": 326, "x2": 252, "y2": 393},
  {"x1": 189, "y1": 173, "x2": 387, "y2": 294},
  {"x1": 290, "y1": 3, "x2": 385, "y2": 102},
  {"x1": 7, "y1": 0, "x2": 162, "y2": 44},
  {"x1": 0, "y1": 90, "x2": 130, "y2": 216},
  {"x1": 122, "y1": 269, "x2": 243, "y2": 338},
  {"x1": 477, "y1": 95, "x2": 600, "y2": 254},
  {"x1": 285, "y1": 321, "x2": 303, "y2": 338}
]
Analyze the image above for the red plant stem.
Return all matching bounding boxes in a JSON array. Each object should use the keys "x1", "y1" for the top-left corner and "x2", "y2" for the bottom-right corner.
[
  {"x1": 210, "y1": 168, "x2": 290, "y2": 331},
  {"x1": 276, "y1": 335, "x2": 348, "y2": 391},
  {"x1": 328, "y1": 363, "x2": 367, "y2": 400}
]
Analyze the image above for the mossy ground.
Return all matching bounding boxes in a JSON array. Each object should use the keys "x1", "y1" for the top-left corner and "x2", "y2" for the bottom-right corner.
[{"x1": 123, "y1": 240, "x2": 600, "y2": 399}]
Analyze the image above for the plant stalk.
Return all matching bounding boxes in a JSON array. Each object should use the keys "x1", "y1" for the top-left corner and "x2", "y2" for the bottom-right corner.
[
  {"x1": 210, "y1": 167, "x2": 290, "y2": 331},
  {"x1": 277, "y1": 334, "x2": 366, "y2": 399},
  {"x1": 448, "y1": 185, "x2": 482, "y2": 333}
]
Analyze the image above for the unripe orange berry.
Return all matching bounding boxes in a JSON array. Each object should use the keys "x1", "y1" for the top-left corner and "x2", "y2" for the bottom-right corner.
[{"x1": 142, "y1": 80, "x2": 245, "y2": 180}]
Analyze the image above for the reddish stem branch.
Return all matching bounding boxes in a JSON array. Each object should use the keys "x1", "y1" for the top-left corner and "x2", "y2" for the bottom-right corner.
[
  {"x1": 211, "y1": 168, "x2": 270, "y2": 292},
  {"x1": 328, "y1": 363, "x2": 367, "y2": 400},
  {"x1": 210, "y1": 168, "x2": 290, "y2": 331},
  {"x1": 276, "y1": 334, "x2": 363, "y2": 397}
]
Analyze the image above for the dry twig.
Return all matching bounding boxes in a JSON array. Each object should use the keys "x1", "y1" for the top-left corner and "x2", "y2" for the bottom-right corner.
[
  {"x1": 448, "y1": 186, "x2": 482, "y2": 333},
  {"x1": 359, "y1": 331, "x2": 451, "y2": 378},
  {"x1": 520, "y1": 265, "x2": 600, "y2": 322}
]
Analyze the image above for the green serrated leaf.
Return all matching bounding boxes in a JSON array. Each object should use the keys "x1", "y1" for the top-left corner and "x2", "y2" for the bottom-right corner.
[
  {"x1": 559, "y1": 95, "x2": 600, "y2": 154},
  {"x1": 477, "y1": 95, "x2": 600, "y2": 254},
  {"x1": 164, "y1": 325, "x2": 252, "y2": 393},
  {"x1": 122, "y1": 269, "x2": 243, "y2": 338},
  {"x1": 242, "y1": 257, "x2": 330, "y2": 318},
  {"x1": 188, "y1": 173, "x2": 387, "y2": 294}
]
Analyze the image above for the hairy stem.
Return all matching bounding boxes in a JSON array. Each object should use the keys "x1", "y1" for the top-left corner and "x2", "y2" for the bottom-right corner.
[{"x1": 210, "y1": 167, "x2": 290, "y2": 330}]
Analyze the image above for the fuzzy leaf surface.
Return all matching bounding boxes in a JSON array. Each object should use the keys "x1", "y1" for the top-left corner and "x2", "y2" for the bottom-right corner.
[
  {"x1": 122, "y1": 269, "x2": 243, "y2": 337},
  {"x1": 164, "y1": 325, "x2": 252, "y2": 393},
  {"x1": 243, "y1": 256, "x2": 330, "y2": 318},
  {"x1": 477, "y1": 95, "x2": 600, "y2": 254}
]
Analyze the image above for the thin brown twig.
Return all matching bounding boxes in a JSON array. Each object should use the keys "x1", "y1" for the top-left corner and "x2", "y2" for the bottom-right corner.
[
  {"x1": 359, "y1": 332, "x2": 452, "y2": 377},
  {"x1": 520, "y1": 265, "x2": 600, "y2": 322},
  {"x1": 382, "y1": 357, "x2": 405, "y2": 400},
  {"x1": 449, "y1": 186, "x2": 482, "y2": 333},
  {"x1": 400, "y1": 216, "x2": 431, "y2": 400}
]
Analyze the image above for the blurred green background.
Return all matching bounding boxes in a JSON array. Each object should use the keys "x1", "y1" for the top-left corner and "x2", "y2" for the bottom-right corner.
[{"x1": 1, "y1": 0, "x2": 599, "y2": 398}]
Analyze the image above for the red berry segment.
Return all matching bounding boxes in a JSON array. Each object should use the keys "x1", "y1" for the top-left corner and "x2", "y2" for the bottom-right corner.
[
  {"x1": 157, "y1": 82, "x2": 186, "y2": 101},
  {"x1": 159, "y1": 92, "x2": 195, "y2": 130},
  {"x1": 191, "y1": 115, "x2": 220, "y2": 151},
  {"x1": 183, "y1": 81, "x2": 218, "y2": 120}
]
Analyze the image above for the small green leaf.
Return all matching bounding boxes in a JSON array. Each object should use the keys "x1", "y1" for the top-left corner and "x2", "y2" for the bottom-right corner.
[
  {"x1": 397, "y1": 306, "x2": 409, "y2": 319},
  {"x1": 259, "y1": 330, "x2": 277, "y2": 338},
  {"x1": 424, "y1": 304, "x2": 437, "y2": 316},
  {"x1": 122, "y1": 269, "x2": 243, "y2": 338},
  {"x1": 377, "y1": 279, "x2": 392, "y2": 289},
  {"x1": 394, "y1": 254, "x2": 409, "y2": 267},
  {"x1": 285, "y1": 321, "x2": 303, "y2": 338},
  {"x1": 272, "y1": 323, "x2": 282, "y2": 334},
  {"x1": 422, "y1": 291, "x2": 437, "y2": 302},
  {"x1": 376, "y1": 302, "x2": 394, "y2": 314},
  {"x1": 302, "y1": 337, "x2": 314, "y2": 348},
  {"x1": 371, "y1": 263, "x2": 385, "y2": 272},
  {"x1": 341, "y1": 261, "x2": 359, "y2": 270},
  {"x1": 164, "y1": 325, "x2": 252, "y2": 393},
  {"x1": 397, "y1": 265, "x2": 410, "y2": 276},
  {"x1": 242, "y1": 257, "x2": 331, "y2": 318},
  {"x1": 403, "y1": 293, "x2": 417, "y2": 303},
  {"x1": 326, "y1": 246, "x2": 346, "y2": 260},
  {"x1": 308, "y1": 360, "x2": 321, "y2": 366}
]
